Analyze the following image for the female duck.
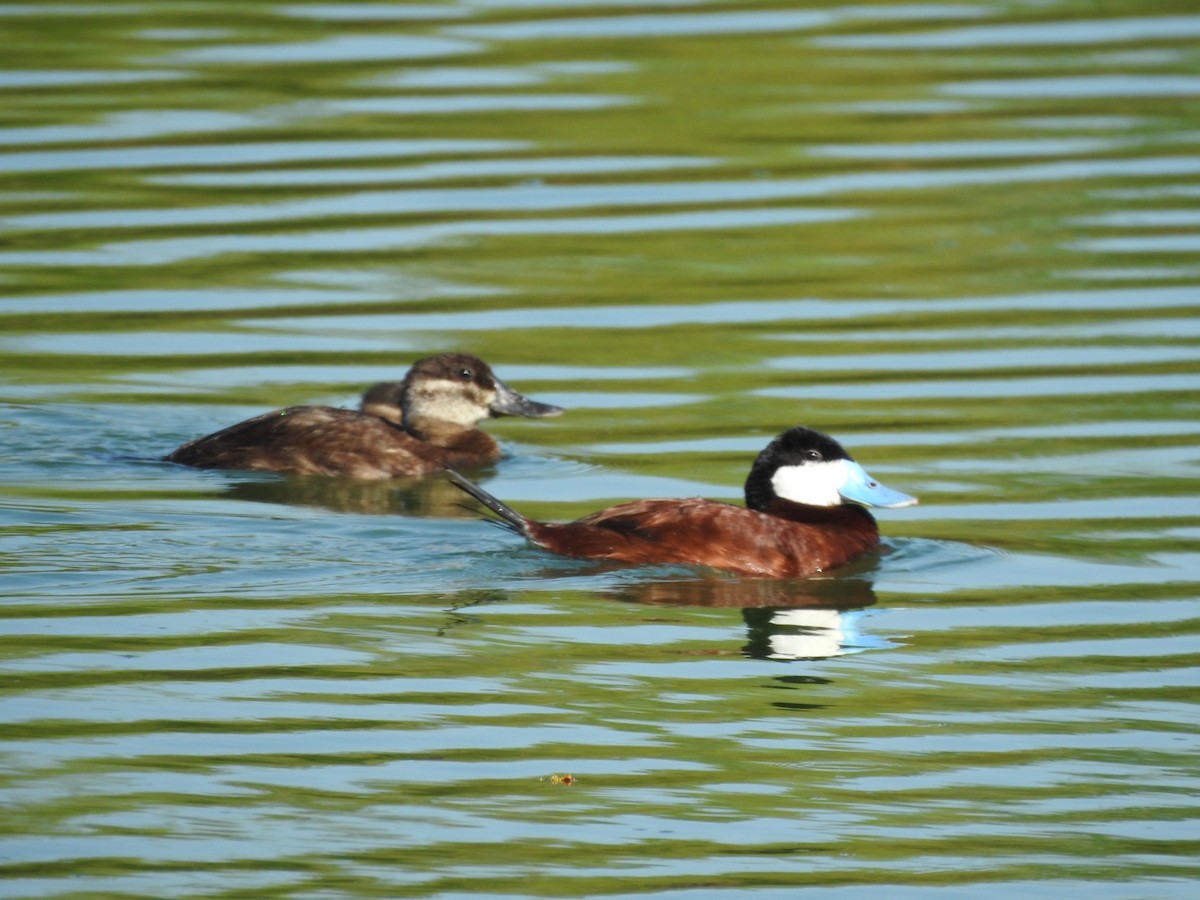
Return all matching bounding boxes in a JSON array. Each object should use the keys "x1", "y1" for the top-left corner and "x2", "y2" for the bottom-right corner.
[
  {"x1": 165, "y1": 353, "x2": 562, "y2": 479},
  {"x1": 447, "y1": 426, "x2": 916, "y2": 578}
]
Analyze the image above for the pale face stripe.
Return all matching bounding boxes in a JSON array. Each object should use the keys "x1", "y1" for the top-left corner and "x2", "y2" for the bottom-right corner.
[{"x1": 407, "y1": 377, "x2": 492, "y2": 426}]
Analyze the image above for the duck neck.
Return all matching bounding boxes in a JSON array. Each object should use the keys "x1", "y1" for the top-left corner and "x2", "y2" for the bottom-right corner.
[
  {"x1": 768, "y1": 499, "x2": 877, "y2": 527},
  {"x1": 744, "y1": 471, "x2": 879, "y2": 532},
  {"x1": 404, "y1": 414, "x2": 475, "y2": 446},
  {"x1": 771, "y1": 498, "x2": 880, "y2": 549}
]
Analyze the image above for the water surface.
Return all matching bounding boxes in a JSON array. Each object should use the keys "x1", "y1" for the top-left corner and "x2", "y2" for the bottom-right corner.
[{"x1": 2, "y1": 1, "x2": 1199, "y2": 897}]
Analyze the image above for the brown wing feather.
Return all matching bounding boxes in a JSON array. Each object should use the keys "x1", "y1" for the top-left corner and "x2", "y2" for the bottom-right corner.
[
  {"x1": 528, "y1": 499, "x2": 862, "y2": 577},
  {"x1": 166, "y1": 406, "x2": 497, "y2": 478}
]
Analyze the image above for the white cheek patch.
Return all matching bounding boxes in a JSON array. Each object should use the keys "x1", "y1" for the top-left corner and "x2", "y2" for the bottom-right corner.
[{"x1": 770, "y1": 459, "x2": 848, "y2": 507}]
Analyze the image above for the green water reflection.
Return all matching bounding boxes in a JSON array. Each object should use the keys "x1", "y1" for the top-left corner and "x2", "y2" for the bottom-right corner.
[{"x1": 2, "y1": 0, "x2": 1199, "y2": 897}]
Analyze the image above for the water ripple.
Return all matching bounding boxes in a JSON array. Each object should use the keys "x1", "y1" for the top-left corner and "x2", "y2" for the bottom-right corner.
[
  {"x1": 0, "y1": 137, "x2": 525, "y2": 170},
  {"x1": 0, "y1": 207, "x2": 859, "y2": 267},
  {"x1": 3, "y1": 1, "x2": 1199, "y2": 895},
  {"x1": 164, "y1": 33, "x2": 481, "y2": 65},
  {"x1": 150, "y1": 154, "x2": 716, "y2": 187},
  {"x1": 943, "y1": 75, "x2": 1200, "y2": 98},
  {"x1": 817, "y1": 14, "x2": 1200, "y2": 49},
  {"x1": 449, "y1": 6, "x2": 986, "y2": 40}
]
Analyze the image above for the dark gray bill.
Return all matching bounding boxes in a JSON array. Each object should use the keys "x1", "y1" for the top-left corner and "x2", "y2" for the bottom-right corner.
[{"x1": 490, "y1": 378, "x2": 563, "y2": 418}]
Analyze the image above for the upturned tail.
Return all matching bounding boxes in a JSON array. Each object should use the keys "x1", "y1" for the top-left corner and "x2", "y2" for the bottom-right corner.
[{"x1": 444, "y1": 467, "x2": 529, "y2": 536}]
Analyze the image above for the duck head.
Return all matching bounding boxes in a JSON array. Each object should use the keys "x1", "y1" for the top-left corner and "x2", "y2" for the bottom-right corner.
[
  {"x1": 744, "y1": 426, "x2": 917, "y2": 511},
  {"x1": 397, "y1": 353, "x2": 562, "y2": 431}
]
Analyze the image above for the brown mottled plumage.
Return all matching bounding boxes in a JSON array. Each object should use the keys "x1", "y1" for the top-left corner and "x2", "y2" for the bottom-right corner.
[
  {"x1": 357, "y1": 381, "x2": 406, "y2": 424},
  {"x1": 165, "y1": 353, "x2": 561, "y2": 479},
  {"x1": 447, "y1": 426, "x2": 916, "y2": 579}
]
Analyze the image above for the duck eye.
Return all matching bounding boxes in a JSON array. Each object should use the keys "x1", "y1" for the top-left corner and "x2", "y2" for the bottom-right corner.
[
  {"x1": 457, "y1": 368, "x2": 473, "y2": 380},
  {"x1": 804, "y1": 449, "x2": 822, "y2": 462}
]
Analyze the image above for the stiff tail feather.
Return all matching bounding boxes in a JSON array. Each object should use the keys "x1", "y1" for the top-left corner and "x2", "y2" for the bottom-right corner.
[{"x1": 444, "y1": 467, "x2": 529, "y2": 536}]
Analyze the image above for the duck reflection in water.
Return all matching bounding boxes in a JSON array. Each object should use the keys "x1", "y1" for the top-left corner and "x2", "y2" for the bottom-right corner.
[
  {"x1": 615, "y1": 571, "x2": 892, "y2": 661},
  {"x1": 742, "y1": 605, "x2": 897, "y2": 661},
  {"x1": 220, "y1": 470, "x2": 485, "y2": 517},
  {"x1": 165, "y1": 353, "x2": 562, "y2": 480}
]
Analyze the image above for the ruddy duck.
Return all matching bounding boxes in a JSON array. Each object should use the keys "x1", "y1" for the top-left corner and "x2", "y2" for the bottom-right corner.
[
  {"x1": 447, "y1": 426, "x2": 916, "y2": 578},
  {"x1": 165, "y1": 353, "x2": 562, "y2": 479}
]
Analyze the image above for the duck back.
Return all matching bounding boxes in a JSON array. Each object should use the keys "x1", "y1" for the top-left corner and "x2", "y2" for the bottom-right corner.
[{"x1": 165, "y1": 406, "x2": 501, "y2": 479}]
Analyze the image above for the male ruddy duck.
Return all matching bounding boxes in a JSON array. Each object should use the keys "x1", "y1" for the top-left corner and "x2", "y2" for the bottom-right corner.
[
  {"x1": 165, "y1": 353, "x2": 562, "y2": 479},
  {"x1": 447, "y1": 426, "x2": 916, "y2": 578}
]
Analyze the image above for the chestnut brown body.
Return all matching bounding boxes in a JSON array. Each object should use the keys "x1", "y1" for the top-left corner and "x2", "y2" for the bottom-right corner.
[
  {"x1": 525, "y1": 497, "x2": 880, "y2": 577},
  {"x1": 446, "y1": 425, "x2": 915, "y2": 579}
]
